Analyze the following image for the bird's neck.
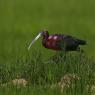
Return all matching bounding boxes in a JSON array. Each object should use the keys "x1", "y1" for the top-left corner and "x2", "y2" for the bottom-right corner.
[{"x1": 42, "y1": 36, "x2": 48, "y2": 46}]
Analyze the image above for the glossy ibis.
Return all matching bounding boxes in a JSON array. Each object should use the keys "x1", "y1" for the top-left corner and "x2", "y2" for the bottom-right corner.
[{"x1": 28, "y1": 29, "x2": 86, "y2": 52}]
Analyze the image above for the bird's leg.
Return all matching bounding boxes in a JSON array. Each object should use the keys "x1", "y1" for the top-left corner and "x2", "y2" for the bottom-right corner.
[
  {"x1": 58, "y1": 41, "x2": 67, "y2": 61},
  {"x1": 77, "y1": 47, "x2": 84, "y2": 53},
  {"x1": 76, "y1": 47, "x2": 80, "y2": 52},
  {"x1": 76, "y1": 47, "x2": 84, "y2": 60},
  {"x1": 61, "y1": 43, "x2": 67, "y2": 61},
  {"x1": 80, "y1": 49, "x2": 84, "y2": 53},
  {"x1": 63, "y1": 49, "x2": 66, "y2": 61}
]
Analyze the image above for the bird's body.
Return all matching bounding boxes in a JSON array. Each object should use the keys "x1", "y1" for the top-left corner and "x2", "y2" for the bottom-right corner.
[
  {"x1": 28, "y1": 29, "x2": 86, "y2": 52},
  {"x1": 42, "y1": 34, "x2": 64, "y2": 50},
  {"x1": 42, "y1": 32, "x2": 86, "y2": 51}
]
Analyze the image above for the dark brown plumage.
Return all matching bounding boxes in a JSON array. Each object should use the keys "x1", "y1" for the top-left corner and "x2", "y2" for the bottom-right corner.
[{"x1": 41, "y1": 30, "x2": 86, "y2": 51}]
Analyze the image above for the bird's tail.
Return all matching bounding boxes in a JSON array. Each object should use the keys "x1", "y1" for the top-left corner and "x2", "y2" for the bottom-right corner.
[{"x1": 76, "y1": 39, "x2": 87, "y2": 45}]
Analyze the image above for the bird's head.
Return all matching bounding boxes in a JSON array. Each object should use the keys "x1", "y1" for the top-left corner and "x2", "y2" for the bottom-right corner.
[
  {"x1": 28, "y1": 29, "x2": 49, "y2": 50},
  {"x1": 41, "y1": 29, "x2": 49, "y2": 38}
]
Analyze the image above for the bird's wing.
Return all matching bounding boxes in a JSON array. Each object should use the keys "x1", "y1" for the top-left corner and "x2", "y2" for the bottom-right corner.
[
  {"x1": 64, "y1": 35, "x2": 86, "y2": 45},
  {"x1": 56, "y1": 35, "x2": 77, "y2": 50}
]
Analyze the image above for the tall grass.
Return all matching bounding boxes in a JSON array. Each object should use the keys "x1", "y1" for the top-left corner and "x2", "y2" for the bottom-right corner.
[{"x1": 0, "y1": 50, "x2": 95, "y2": 95}]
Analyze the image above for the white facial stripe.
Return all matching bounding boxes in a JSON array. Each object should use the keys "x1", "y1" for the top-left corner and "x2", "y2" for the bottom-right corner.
[{"x1": 53, "y1": 36, "x2": 58, "y2": 40}]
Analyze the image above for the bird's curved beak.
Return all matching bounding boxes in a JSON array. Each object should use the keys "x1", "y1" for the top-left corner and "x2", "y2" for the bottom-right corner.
[{"x1": 28, "y1": 32, "x2": 42, "y2": 51}]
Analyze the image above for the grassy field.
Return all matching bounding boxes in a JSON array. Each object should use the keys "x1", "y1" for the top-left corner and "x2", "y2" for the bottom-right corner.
[{"x1": 0, "y1": 0, "x2": 95, "y2": 95}]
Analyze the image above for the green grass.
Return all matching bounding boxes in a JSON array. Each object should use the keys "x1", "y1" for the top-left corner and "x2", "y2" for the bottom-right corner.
[
  {"x1": 0, "y1": 0, "x2": 95, "y2": 94},
  {"x1": 0, "y1": 51, "x2": 95, "y2": 95}
]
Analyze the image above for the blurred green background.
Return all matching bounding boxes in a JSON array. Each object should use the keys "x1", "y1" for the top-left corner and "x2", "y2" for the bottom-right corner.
[{"x1": 0, "y1": 0, "x2": 95, "y2": 64}]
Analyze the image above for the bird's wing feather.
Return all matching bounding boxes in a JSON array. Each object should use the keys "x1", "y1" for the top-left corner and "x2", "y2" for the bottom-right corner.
[{"x1": 56, "y1": 35, "x2": 78, "y2": 50}]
